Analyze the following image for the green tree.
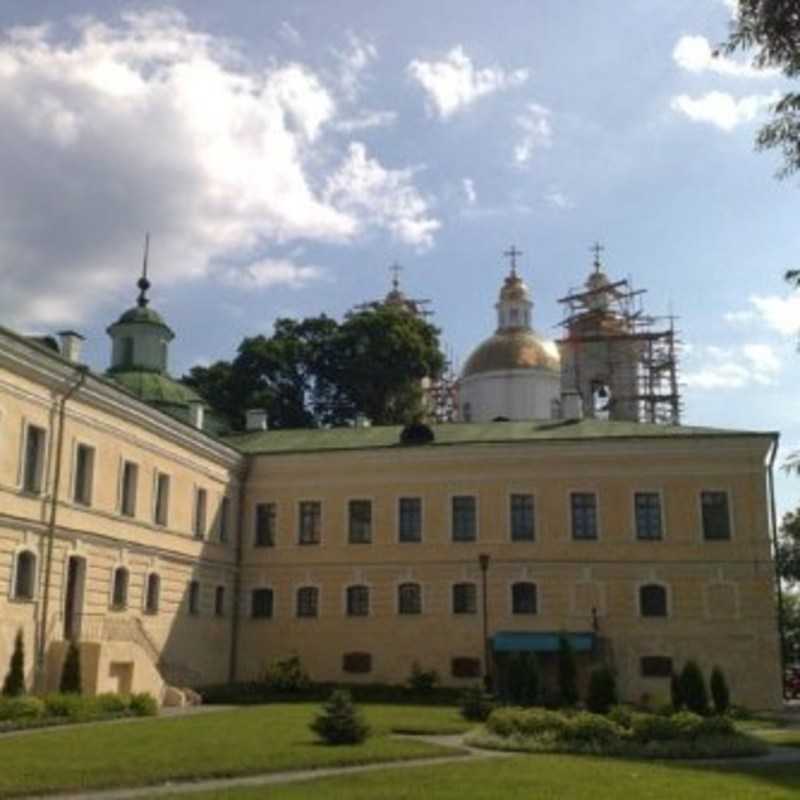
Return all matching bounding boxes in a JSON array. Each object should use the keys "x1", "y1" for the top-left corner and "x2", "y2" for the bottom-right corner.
[
  {"x1": 782, "y1": 590, "x2": 800, "y2": 665},
  {"x1": 59, "y1": 641, "x2": 82, "y2": 694},
  {"x1": 777, "y1": 508, "x2": 800, "y2": 584},
  {"x1": 506, "y1": 652, "x2": 540, "y2": 706},
  {"x1": 310, "y1": 689, "x2": 370, "y2": 745},
  {"x1": 557, "y1": 635, "x2": 579, "y2": 707},
  {"x1": 722, "y1": 1, "x2": 800, "y2": 177},
  {"x1": 678, "y1": 660, "x2": 709, "y2": 716},
  {"x1": 710, "y1": 666, "x2": 731, "y2": 715},
  {"x1": 586, "y1": 666, "x2": 617, "y2": 714},
  {"x1": 2, "y1": 629, "x2": 25, "y2": 697}
]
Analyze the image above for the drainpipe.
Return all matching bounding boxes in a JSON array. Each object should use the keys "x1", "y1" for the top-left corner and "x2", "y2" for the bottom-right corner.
[
  {"x1": 228, "y1": 457, "x2": 251, "y2": 683},
  {"x1": 479, "y1": 553, "x2": 492, "y2": 692},
  {"x1": 767, "y1": 434, "x2": 788, "y2": 699},
  {"x1": 35, "y1": 365, "x2": 88, "y2": 692}
]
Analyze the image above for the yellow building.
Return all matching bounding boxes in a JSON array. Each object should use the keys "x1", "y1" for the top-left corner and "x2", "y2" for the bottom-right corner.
[{"x1": 0, "y1": 268, "x2": 784, "y2": 709}]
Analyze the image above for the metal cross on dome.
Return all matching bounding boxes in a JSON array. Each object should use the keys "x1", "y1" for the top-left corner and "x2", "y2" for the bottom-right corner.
[
  {"x1": 590, "y1": 241, "x2": 605, "y2": 272},
  {"x1": 389, "y1": 261, "x2": 403, "y2": 290},
  {"x1": 503, "y1": 245, "x2": 523, "y2": 276}
]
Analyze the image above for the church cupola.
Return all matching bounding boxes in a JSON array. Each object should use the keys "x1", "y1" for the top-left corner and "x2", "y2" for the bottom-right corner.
[
  {"x1": 495, "y1": 245, "x2": 533, "y2": 331},
  {"x1": 106, "y1": 235, "x2": 174, "y2": 374}
]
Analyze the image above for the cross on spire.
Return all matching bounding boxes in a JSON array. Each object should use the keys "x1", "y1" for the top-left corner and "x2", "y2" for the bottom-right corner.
[
  {"x1": 389, "y1": 261, "x2": 403, "y2": 290},
  {"x1": 590, "y1": 241, "x2": 604, "y2": 273},
  {"x1": 503, "y1": 244, "x2": 523, "y2": 276},
  {"x1": 137, "y1": 232, "x2": 151, "y2": 308}
]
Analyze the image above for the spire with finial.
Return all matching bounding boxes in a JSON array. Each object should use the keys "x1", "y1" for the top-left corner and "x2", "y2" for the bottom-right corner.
[
  {"x1": 389, "y1": 261, "x2": 403, "y2": 291},
  {"x1": 503, "y1": 244, "x2": 523, "y2": 277},
  {"x1": 590, "y1": 241, "x2": 604, "y2": 273},
  {"x1": 137, "y1": 232, "x2": 151, "y2": 308}
]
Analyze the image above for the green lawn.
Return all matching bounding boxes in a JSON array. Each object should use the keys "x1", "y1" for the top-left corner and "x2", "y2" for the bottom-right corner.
[
  {"x1": 0, "y1": 704, "x2": 465, "y2": 798},
  {"x1": 169, "y1": 754, "x2": 800, "y2": 800}
]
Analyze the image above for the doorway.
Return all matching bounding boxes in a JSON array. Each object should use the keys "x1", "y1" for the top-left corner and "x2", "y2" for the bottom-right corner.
[{"x1": 64, "y1": 556, "x2": 86, "y2": 641}]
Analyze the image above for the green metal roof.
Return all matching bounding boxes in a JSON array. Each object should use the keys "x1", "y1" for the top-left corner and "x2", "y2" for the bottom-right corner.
[
  {"x1": 112, "y1": 305, "x2": 171, "y2": 329},
  {"x1": 108, "y1": 370, "x2": 203, "y2": 408},
  {"x1": 223, "y1": 418, "x2": 774, "y2": 456}
]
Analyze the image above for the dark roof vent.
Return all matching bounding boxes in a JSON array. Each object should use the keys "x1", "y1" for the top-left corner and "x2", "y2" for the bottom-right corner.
[{"x1": 400, "y1": 422, "x2": 435, "y2": 445}]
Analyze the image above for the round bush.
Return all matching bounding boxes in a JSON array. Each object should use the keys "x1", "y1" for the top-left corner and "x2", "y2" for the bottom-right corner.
[
  {"x1": 0, "y1": 695, "x2": 44, "y2": 721},
  {"x1": 485, "y1": 707, "x2": 569, "y2": 739},
  {"x1": 563, "y1": 712, "x2": 622, "y2": 744},
  {"x1": 607, "y1": 705, "x2": 634, "y2": 729},
  {"x1": 95, "y1": 693, "x2": 130, "y2": 714},
  {"x1": 698, "y1": 715, "x2": 735, "y2": 738},
  {"x1": 130, "y1": 693, "x2": 158, "y2": 717},
  {"x1": 43, "y1": 693, "x2": 84, "y2": 719}
]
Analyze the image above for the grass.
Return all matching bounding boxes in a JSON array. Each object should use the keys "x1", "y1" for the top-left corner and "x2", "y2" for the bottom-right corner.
[
  {"x1": 0, "y1": 703, "x2": 465, "y2": 798},
  {"x1": 167, "y1": 755, "x2": 800, "y2": 799}
]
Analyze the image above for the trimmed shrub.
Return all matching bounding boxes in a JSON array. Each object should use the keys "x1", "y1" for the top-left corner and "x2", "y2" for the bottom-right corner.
[
  {"x1": 95, "y1": 693, "x2": 130, "y2": 714},
  {"x1": 506, "y1": 652, "x2": 539, "y2": 707},
  {"x1": 557, "y1": 636, "x2": 578, "y2": 707},
  {"x1": 631, "y1": 711, "x2": 704, "y2": 743},
  {"x1": 262, "y1": 655, "x2": 310, "y2": 692},
  {"x1": 408, "y1": 661, "x2": 439, "y2": 694},
  {"x1": 670, "y1": 673, "x2": 683, "y2": 711},
  {"x1": 130, "y1": 693, "x2": 158, "y2": 717},
  {"x1": 710, "y1": 666, "x2": 731, "y2": 715},
  {"x1": 586, "y1": 666, "x2": 617, "y2": 714},
  {"x1": 0, "y1": 695, "x2": 44, "y2": 721},
  {"x1": 310, "y1": 689, "x2": 370, "y2": 745},
  {"x1": 698, "y1": 714, "x2": 735, "y2": 738},
  {"x1": 679, "y1": 660, "x2": 709, "y2": 716},
  {"x1": 2, "y1": 629, "x2": 25, "y2": 697},
  {"x1": 460, "y1": 687, "x2": 495, "y2": 722},
  {"x1": 564, "y1": 712, "x2": 622, "y2": 745},
  {"x1": 59, "y1": 641, "x2": 82, "y2": 694},
  {"x1": 486, "y1": 707, "x2": 569, "y2": 739},
  {"x1": 607, "y1": 704, "x2": 634, "y2": 729}
]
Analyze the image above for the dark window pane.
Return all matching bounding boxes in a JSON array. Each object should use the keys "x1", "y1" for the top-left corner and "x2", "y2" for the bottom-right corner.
[
  {"x1": 398, "y1": 497, "x2": 422, "y2": 542},
  {"x1": 255, "y1": 503, "x2": 276, "y2": 547},
  {"x1": 145, "y1": 574, "x2": 160, "y2": 614},
  {"x1": 342, "y1": 652, "x2": 372, "y2": 673},
  {"x1": 398, "y1": 582, "x2": 421, "y2": 615},
  {"x1": 219, "y1": 497, "x2": 230, "y2": 542},
  {"x1": 112, "y1": 568, "x2": 128, "y2": 609},
  {"x1": 635, "y1": 492, "x2": 663, "y2": 540},
  {"x1": 571, "y1": 493, "x2": 597, "y2": 540},
  {"x1": 452, "y1": 496, "x2": 477, "y2": 542},
  {"x1": 347, "y1": 585, "x2": 369, "y2": 616},
  {"x1": 299, "y1": 501, "x2": 321, "y2": 545},
  {"x1": 453, "y1": 583, "x2": 477, "y2": 614},
  {"x1": 215, "y1": 586, "x2": 225, "y2": 616},
  {"x1": 451, "y1": 657, "x2": 481, "y2": 678},
  {"x1": 154, "y1": 473, "x2": 170, "y2": 526},
  {"x1": 188, "y1": 580, "x2": 200, "y2": 615},
  {"x1": 23, "y1": 426, "x2": 45, "y2": 494},
  {"x1": 640, "y1": 584, "x2": 668, "y2": 617},
  {"x1": 121, "y1": 462, "x2": 138, "y2": 517},
  {"x1": 297, "y1": 586, "x2": 319, "y2": 618},
  {"x1": 510, "y1": 494, "x2": 535, "y2": 541},
  {"x1": 348, "y1": 500, "x2": 372, "y2": 544},
  {"x1": 194, "y1": 489, "x2": 207, "y2": 538},
  {"x1": 74, "y1": 445, "x2": 93, "y2": 505},
  {"x1": 512, "y1": 582, "x2": 537, "y2": 614},
  {"x1": 252, "y1": 588, "x2": 274, "y2": 618},
  {"x1": 641, "y1": 656, "x2": 673, "y2": 677},
  {"x1": 701, "y1": 491, "x2": 731, "y2": 540},
  {"x1": 15, "y1": 551, "x2": 36, "y2": 599}
]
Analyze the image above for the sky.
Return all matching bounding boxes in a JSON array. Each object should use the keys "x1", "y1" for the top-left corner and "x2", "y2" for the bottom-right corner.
[{"x1": 1, "y1": 0, "x2": 798, "y2": 512}]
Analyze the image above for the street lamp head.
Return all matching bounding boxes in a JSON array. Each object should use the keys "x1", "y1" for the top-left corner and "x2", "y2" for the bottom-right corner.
[{"x1": 479, "y1": 553, "x2": 490, "y2": 571}]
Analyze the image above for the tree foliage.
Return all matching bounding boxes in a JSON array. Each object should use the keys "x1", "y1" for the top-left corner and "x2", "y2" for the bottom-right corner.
[
  {"x1": 310, "y1": 689, "x2": 370, "y2": 745},
  {"x1": 782, "y1": 589, "x2": 800, "y2": 664},
  {"x1": 723, "y1": 0, "x2": 800, "y2": 177},
  {"x1": 678, "y1": 660, "x2": 709, "y2": 716},
  {"x1": 710, "y1": 665, "x2": 731, "y2": 715},
  {"x1": 777, "y1": 507, "x2": 800, "y2": 584},
  {"x1": 557, "y1": 636, "x2": 579, "y2": 707},
  {"x1": 586, "y1": 666, "x2": 617, "y2": 714},
  {"x1": 59, "y1": 641, "x2": 82, "y2": 694},
  {"x1": 183, "y1": 308, "x2": 444, "y2": 430},
  {"x1": 2, "y1": 629, "x2": 25, "y2": 697}
]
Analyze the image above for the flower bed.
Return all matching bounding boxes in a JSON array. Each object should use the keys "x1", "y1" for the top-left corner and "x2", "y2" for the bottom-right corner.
[{"x1": 467, "y1": 707, "x2": 767, "y2": 759}]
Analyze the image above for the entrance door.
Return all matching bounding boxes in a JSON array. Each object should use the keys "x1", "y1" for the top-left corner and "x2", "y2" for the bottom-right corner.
[{"x1": 64, "y1": 556, "x2": 86, "y2": 640}]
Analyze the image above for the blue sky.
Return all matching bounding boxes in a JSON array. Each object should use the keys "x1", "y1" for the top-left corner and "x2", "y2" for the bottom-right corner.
[{"x1": 1, "y1": 1, "x2": 798, "y2": 511}]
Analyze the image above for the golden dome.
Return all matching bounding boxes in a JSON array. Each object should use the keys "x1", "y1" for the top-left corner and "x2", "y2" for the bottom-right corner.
[{"x1": 462, "y1": 330, "x2": 560, "y2": 378}]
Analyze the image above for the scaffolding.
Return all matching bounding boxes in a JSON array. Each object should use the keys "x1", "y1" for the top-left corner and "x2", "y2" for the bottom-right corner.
[{"x1": 557, "y1": 266, "x2": 682, "y2": 425}]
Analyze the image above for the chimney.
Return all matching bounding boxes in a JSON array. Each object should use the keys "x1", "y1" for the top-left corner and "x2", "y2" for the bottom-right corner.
[
  {"x1": 245, "y1": 409, "x2": 268, "y2": 432},
  {"x1": 58, "y1": 331, "x2": 85, "y2": 364},
  {"x1": 188, "y1": 401, "x2": 205, "y2": 431},
  {"x1": 561, "y1": 390, "x2": 584, "y2": 421}
]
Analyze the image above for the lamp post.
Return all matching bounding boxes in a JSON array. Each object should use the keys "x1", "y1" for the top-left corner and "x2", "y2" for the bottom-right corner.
[{"x1": 479, "y1": 553, "x2": 491, "y2": 691}]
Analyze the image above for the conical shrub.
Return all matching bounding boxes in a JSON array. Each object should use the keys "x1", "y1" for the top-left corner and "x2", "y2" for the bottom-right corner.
[
  {"x1": 310, "y1": 689, "x2": 369, "y2": 744},
  {"x1": 2, "y1": 629, "x2": 25, "y2": 697}
]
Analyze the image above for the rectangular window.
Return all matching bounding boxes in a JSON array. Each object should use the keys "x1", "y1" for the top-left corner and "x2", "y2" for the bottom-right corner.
[
  {"x1": 73, "y1": 444, "x2": 94, "y2": 506},
  {"x1": 571, "y1": 492, "x2": 598, "y2": 540},
  {"x1": 215, "y1": 586, "x2": 225, "y2": 617},
  {"x1": 451, "y1": 657, "x2": 481, "y2": 678},
  {"x1": 452, "y1": 496, "x2": 477, "y2": 542},
  {"x1": 218, "y1": 496, "x2": 230, "y2": 543},
  {"x1": 453, "y1": 583, "x2": 477, "y2": 614},
  {"x1": 298, "y1": 501, "x2": 321, "y2": 545},
  {"x1": 255, "y1": 503, "x2": 276, "y2": 547},
  {"x1": 22, "y1": 424, "x2": 46, "y2": 494},
  {"x1": 154, "y1": 472, "x2": 170, "y2": 526},
  {"x1": 194, "y1": 488, "x2": 207, "y2": 539},
  {"x1": 346, "y1": 585, "x2": 370, "y2": 617},
  {"x1": 640, "y1": 656, "x2": 673, "y2": 678},
  {"x1": 342, "y1": 652, "x2": 372, "y2": 673},
  {"x1": 510, "y1": 493, "x2": 535, "y2": 541},
  {"x1": 120, "y1": 461, "x2": 138, "y2": 517},
  {"x1": 252, "y1": 588, "x2": 274, "y2": 619},
  {"x1": 398, "y1": 497, "x2": 422, "y2": 543},
  {"x1": 348, "y1": 500, "x2": 372, "y2": 544},
  {"x1": 702, "y1": 491, "x2": 731, "y2": 540},
  {"x1": 635, "y1": 492, "x2": 663, "y2": 540},
  {"x1": 188, "y1": 580, "x2": 200, "y2": 615}
]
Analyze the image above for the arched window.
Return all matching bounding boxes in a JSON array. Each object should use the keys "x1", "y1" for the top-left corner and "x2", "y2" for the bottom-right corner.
[
  {"x1": 640, "y1": 584, "x2": 668, "y2": 618},
  {"x1": 512, "y1": 581, "x2": 538, "y2": 614},
  {"x1": 14, "y1": 550, "x2": 36, "y2": 600},
  {"x1": 398, "y1": 582, "x2": 421, "y2": 615},
  {"x1": 144, "y1": 573, "x2": 160, "y2": 614},
  {"x1": 112, "y1": 567, "x2": 129, "y2": 609},
  {"x1": 297, "y1": 586, "x2": 319, "y2": 618},
  {"x1": 346, "y1": 585, "x2": 369, "y2": 617}
]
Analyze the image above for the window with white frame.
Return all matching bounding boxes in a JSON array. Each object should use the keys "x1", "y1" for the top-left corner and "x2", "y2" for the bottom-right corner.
[
  {"x1": 398, "y1": 497, "x2": 422, "y2": 542},
  {"x1": 398, "y1": 582, "x2": 421, "y2": 615},
  {"x1": 296, "y1": 586, "x2": 319, "y2": 618},
  {"x1": 635, "y1": 492, "x2": 663, "y2": 540},
  {"x1": 120, "y1": 461, "x2": 138, "y2": 517},
  {"x1": 453, "y1": 582, "x2": 477, "y2": 614},
  {"x1": 298, "y1": 501, "x2": 321, "y2": 545},
  {"x1": 144, "y1": 573, "x2": 160, "y2": 614},
  {"x1": 571, "y1": 492, "x2": 598, "y2": 540},
  {"x1": 701, "y1": 491, "x2": 731, "y2": 541},
  {"x1": 255, "y1": 502, "x2": 276, "y2": 547},
  {"x1": 510, "y1": 493, "x2": 535, "y2": 541},
  {"x1": 13, "y1": 550, "x2": 36, "y2": 600},
  {"x1": 111, "y1": 567, "x2": 129, "y2": 609},
  {"x1": 73, "y1": 444, "x2": 94, "y2": 506},
  {"x1": 154, "y1": 472, "x2": 170, "y2": 526},
  {"x1": 512, "y1": 581, "x2": 538, "y2": 614},
  {"x1": 348, "y1": 500, "x2": 372, "y2": 544},
  {"x1": 346, "y1": 585, "x2": 369, "y2": 617},
  {"x1": 640, "y1": 583, "x2": 668, "y2": 618},
  {"x1": 22, "y1": 424, "x2": 46, "y2": 494},
  {"x1": 452, "y1": 496, "x2": 477, "y2": 542},
  {"x1": 194, "y1": 488, "x2": 208, "y2": 539}
]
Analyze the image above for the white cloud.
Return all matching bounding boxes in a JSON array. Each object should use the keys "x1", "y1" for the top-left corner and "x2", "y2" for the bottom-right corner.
[
  {"x1": 0, "y1": 12, "x2": 437, "y2": 326},
  {"x1": 219, "y1": 258, "x2": 324, "y2": 290},
  {"x1": 544, "y1": 189, "x2": 574, "y2": 209},
  {"x1": 514, "y1": 103, "x2": 552, "y2": 165},
  {"x1": 407, "y1": 45, "x2": 528, "y2": 119},
  {"x1": 323, "y1": 142, "x2": 440, "y2": 249},
  {"x1": 670, "y1": 90, "x2": 778, "y2": 131},
  {"x1": 723, "y1": 309, "x2": 756, "y2": 324},
  {"x1": 749, "y1": 294, "x2": 800, "y2": 336},
  {"x1": 673, "y1": 34, "x2": 776, "y2": 79},
  {"x1": 332, "y1": 32, "x2": 377, "y2": 100},
  {"x1": 333, "y1": 110, "x2": 397, "y2": 133},
  {"x1": 462, "y1": 178, "x2": 477, "y2": 206},
  {"x1": 683, "y1": 343, "x2": 782, "y2": 389},
  {"x1": 278, "y1": 21, "x2": 302, "y2": 46}
]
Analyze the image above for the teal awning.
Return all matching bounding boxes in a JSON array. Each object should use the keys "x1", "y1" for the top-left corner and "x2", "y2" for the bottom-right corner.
[{"x1": 491, "y1": 631, "x2": 595, "y2": 654}]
